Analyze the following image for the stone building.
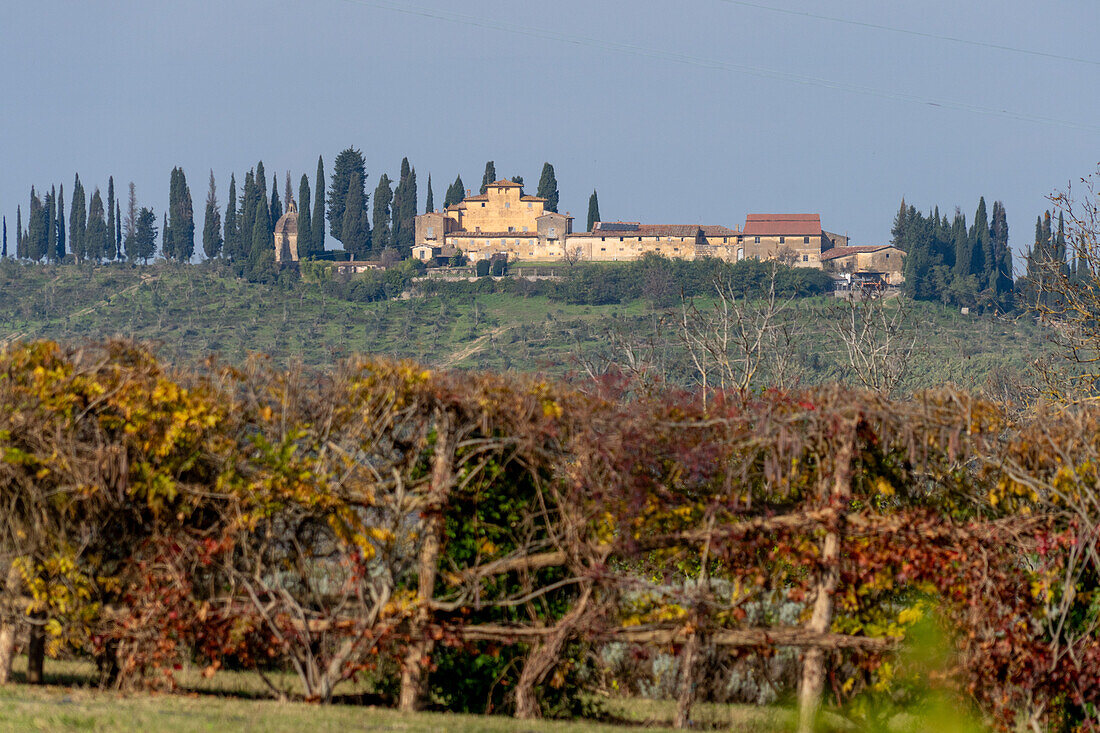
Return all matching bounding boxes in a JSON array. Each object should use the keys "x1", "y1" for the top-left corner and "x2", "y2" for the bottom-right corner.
[
  {"x1": 414, "y1": 180, "x2": 574, "y2": 262},
  {"x1": 274, "y1": 198, "x2": 300, "y2": 263},
  {"x1": 412, "y1": 184, "x2": 856, "y2": 268},
  {"x1": 820, "y1": 244, "x2": 905, "y2": 285}
]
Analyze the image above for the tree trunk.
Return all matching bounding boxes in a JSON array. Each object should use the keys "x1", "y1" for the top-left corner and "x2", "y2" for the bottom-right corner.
[
  {"x1": 797, "y1": 426, "x2": 855, "y2": 733},
  {"x1": 514, "y1": 584, "x2": 593, "y2": 720},
  {"x1": 674, "y1": 627, "x2": 700, "y2": 729},
  {"x1": 0, "y1": 623, "x2": 15, "y2": 685},
  {"x1": 27, "y1": 613, "x2": 45, "y2": 685},
  {"x1": 399, "y1": 414, "x2": 453, "y2": 713}
]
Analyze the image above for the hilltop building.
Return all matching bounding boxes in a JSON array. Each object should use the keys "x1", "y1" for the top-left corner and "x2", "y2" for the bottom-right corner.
[
  {"x1": 410, "y1": 180, "x2": 893, "y2": 275},
  {"x1": 274, "y1": 198, "x2": 300, "y2": 263},
  {"x1": 820, "y1": 244, "x2": 905, "y2": 285}
]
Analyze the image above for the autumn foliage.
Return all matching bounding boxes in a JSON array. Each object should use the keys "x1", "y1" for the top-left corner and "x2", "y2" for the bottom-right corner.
[{"x1": 0, "y1": 340, "x2": 1099, "y2": 729}]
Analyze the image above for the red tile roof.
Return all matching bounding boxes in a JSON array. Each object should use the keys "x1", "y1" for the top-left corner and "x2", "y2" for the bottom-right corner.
[
  {"x1": 489, "y1": 179, "x2": 522, "y2": 188},
  {"x1": 700, "y1": 225, "x2": 741, "y2": 237},
  {"x1": 819, "y1": 245, "x2": 898, "y2": 261},
  {"x1": 743, "y1": 214, "x2": 822, "y2": 237},
  {"x1": 520, "y1": 195, "x2": 546, "y2": 202}
]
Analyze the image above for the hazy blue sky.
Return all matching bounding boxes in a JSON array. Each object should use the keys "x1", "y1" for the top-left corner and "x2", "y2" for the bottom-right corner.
[{"x1": 2, "y1": 0, "x2": 1097, "y2": 256}]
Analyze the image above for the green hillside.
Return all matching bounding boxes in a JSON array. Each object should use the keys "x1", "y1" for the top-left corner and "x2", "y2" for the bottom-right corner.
[{"x1": 0, "y1": 260, "x2": 1049, "y2": 392}]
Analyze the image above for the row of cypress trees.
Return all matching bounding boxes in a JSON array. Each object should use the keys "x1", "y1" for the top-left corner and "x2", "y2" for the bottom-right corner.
[
  {"x1": 894, "y1": 197, "x2": 1014, "y2": 311},
  {"x1": 2, "y1": 155, "x2": 569, "y2": 266}
]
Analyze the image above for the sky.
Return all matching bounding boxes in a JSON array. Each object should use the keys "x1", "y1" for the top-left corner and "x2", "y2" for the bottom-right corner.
[{"x1": 1, "y1": 0, "x2": 1098, "y2": 258}]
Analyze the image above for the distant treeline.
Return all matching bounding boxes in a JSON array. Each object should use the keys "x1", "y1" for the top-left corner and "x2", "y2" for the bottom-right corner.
[
  {"x1": 1, "y1": 153, "x2": 566, "y2": 283},
  {"x1": 894, "y1": 196, "x2": 1014, "y2": 311}
]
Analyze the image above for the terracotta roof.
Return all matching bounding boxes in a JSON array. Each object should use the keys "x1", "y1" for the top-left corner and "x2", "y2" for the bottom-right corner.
[
  {"x1": 743, "y1": 214, "x2": 822, "y2": 237},
  {"x1": 520, "y1": 195, "x2": 546, "y2": 202},
  {"x1": 700, "y1": 225, "x2": 741, "y2": 237},
  {"x1": 274, "y1": 206, "x2": 298, "y2": 236},
  {"x1": 488, "y1": 179, "x2": 522, "y2": 188},
  {"x1": 463, "y1": 193, "x2": 489, "y2": 202},
  {"x1": 592, "y1": 221, "x2": 641, "y2": 232},
  {"x1": 536, "y1": 211, "x2": 574, "y2": 221},
  {"x1": 820, "y1": 245, "x2": 899, "y2": 261}
]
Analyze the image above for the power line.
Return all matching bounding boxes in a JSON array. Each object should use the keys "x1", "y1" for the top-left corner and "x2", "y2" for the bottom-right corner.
[
  {"x1": 337, "y1": 0, "x2": 1100, "y2": 133},
  {"x1": 712, "y1": 0, "x2": 1100, "y2": 68}
]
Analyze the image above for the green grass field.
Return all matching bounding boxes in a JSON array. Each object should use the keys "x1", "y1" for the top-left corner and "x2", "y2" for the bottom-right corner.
[
  {"x1": 0, "y1": 657, "x2": 803, "y2": 732},
  {"x1": 0, "y1": 260, "x2": 1049, "y2": 393}
]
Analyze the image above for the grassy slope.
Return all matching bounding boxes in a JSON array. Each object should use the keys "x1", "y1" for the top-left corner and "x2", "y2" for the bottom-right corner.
[{"x1": 0, "y1": 261, "x2": 1048, "y2": 392}]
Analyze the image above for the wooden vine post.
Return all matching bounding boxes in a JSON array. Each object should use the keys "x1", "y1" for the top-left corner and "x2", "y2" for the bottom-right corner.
[
  {"x1": 399, "y1": 411, "x2": 453, "y2": 712},
  {"x1": 797, "y1": 418, "x2": 855, "y2": 733}
]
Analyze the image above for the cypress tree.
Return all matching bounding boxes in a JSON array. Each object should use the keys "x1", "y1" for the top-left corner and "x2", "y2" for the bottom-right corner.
[
  {"x1": 28, "y1": 188, "x2": 47, "y2": 261},
  {"x1": 952, "y1": 210, "x2": 972, "y2": 280},
  {"x1": 968, "y1": 197, "x2": 991, "y2": 285},
  {"x1": 162, "y1": 212, "x2": 168, "y2": 257},
  {"x1": 371, "y1": 174, "x2": 393, "y2": 255},
  {"x1": 298, "y1": 174, "x2": 312, "y2": 259},
  {"x1": 237, "y1": 170, "x2": 256, "y2": 260},
  {"x1": 1055, "y1": 212, "x2": 1068, "y2": 273},
  {"x1": 123, "y1": 183, "x2": 138, "y2": 260},
  {"x1": 425, "y1": 174, "x2": 434, "y2": 213},
  {"x1": 480, "y1": 161, "x2": 496, "y2": 194},
  {"x1": 587, "y1": 190, "x2": 600, "y2": 232},
  {"x1": 203, "y1": 170, "x2": 222, "y2": 259},
  {"x1": 285, "y1": 172, "x2": 293, "y2": 214},
  {"x1": 56, "y1": 184, "x2": 66, "y2": 260},
  {"x1": 248, "y1": 177, "x2": 277, "y2": 281},
  {"x1": 341, "y1": 171, "x2": 370, "y2": 259},
  {"x1": 134, "y1": 207, "x2": 157, "y2": 263},
  {"x1": 2, "y1": 216, "x2": 6, "y2": 258},
  {"x1": 16, "y1": 206, "x2": 23, "y2": 259},
  {"x1": 46, "y1": 186, "x2": 57, "y2": 261},
  {"x1": 116, "y1": 202, "x2": 122, "y2": 259},
  {"x1": 328, "y1": 148, "x2": 366, "y2": 240},
  {"x1": 70, "y1": 175, "x2": 86, "y2": 261},
  {"x1": 537, "y1": 163, "x2": 559, "y2": 212},
  {"x1": 392, "y1": 157, "x2": 417, "y2": 255},
  {"x1": 85, "y1": 189, "x2": 108, "y2": 261},
  {"x1": 312, "y1": 156, "x2": 326, "y2": 255},
  {"x1": 444, "y1": 175, "x2": 465, "y2": 209},
  {"x1": 510, "y1": 175, "x2": 524, "y2": 186},
  {"x1": 223, "y1": 174, "x2": 238, "y2": 260},
  {"x1": 990, "y1": 200, "x2": 1012, "y2": 302},
  {"x1": 106, "y1": 177, "x2": 116, "y2": 260},
  {"x1": 270, "y1": 175, "x2": 282, "y2": 225},
  {"x1": 167, "y1": 167, "x2": 195, "y2": 262}
]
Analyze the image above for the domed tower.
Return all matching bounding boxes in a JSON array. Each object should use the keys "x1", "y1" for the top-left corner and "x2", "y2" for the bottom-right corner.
[{"x1": 274, "y1": 198, "x2": 299, "y2": 263}]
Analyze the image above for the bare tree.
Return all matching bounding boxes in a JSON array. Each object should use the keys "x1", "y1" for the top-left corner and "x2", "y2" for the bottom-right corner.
[
  {"x1": 678, "y1": 261, "x2": 798, "y2": 405},
  {"x1": 829, "y1": 288, "x2": 916, "y2": 395},
  {"x1": 1031, "y1": 167, "x2": 1100, "y2": 403}
]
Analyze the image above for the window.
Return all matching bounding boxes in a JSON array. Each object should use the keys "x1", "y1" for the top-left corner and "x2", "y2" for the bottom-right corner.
[
  {"x1": 738, "y1": 236, "x2": 744, "y2": 243},
  {"x1": 600, "y1": 247, "x2": 606, "y2": 252},
  {"x1": 522, "y1": 226, "x2": 528, "y2": 232},
  {"x1": 475, "y1": 227, "x2": 481, "y2": 233},
  {"x1": 885, "y1": 253, "x2": 890, "y2": 259},
  {"x1": 527, "y1": 202, "x2": 532, "y2": 209},
  {"x1": 754, "y1": 236, "x2": 760, "y2": 243},
  {"x1": 508, "y1": 226, "x2": 514, "y2": 233},
  {"x1": 722, "y1": 237, "x2": 728, "y2": 243},
  {"x1": 549, "y1": 227, "x2": 556, "y2": 236},
  {"x1": 674, "y1": 247, "x2": 679, "y2": 252},
  {"x1": 637, "y1": 237, "x2": 642, "y2": 241},
  {"x1": 426, "y1": 226, "x2": 434, "y2": 238},
  {"x1": 804, "y1": 236, "x2": 810, "y2": 244},
  {"x1": 480, "y1": 203, "x2": 485, "y2": 207},
  {"x1": 505, "y1": 202, "x2": 510, "y2": 209},
  {"x1": 779, "y1": 236, "x2": 785, "y2": 244},
  {"x1": 619, "y1": 237, "x2": 624, "y2": 242},
  {"x1": 802, "y1": 254, "x2": 809, "y2": 262}
]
